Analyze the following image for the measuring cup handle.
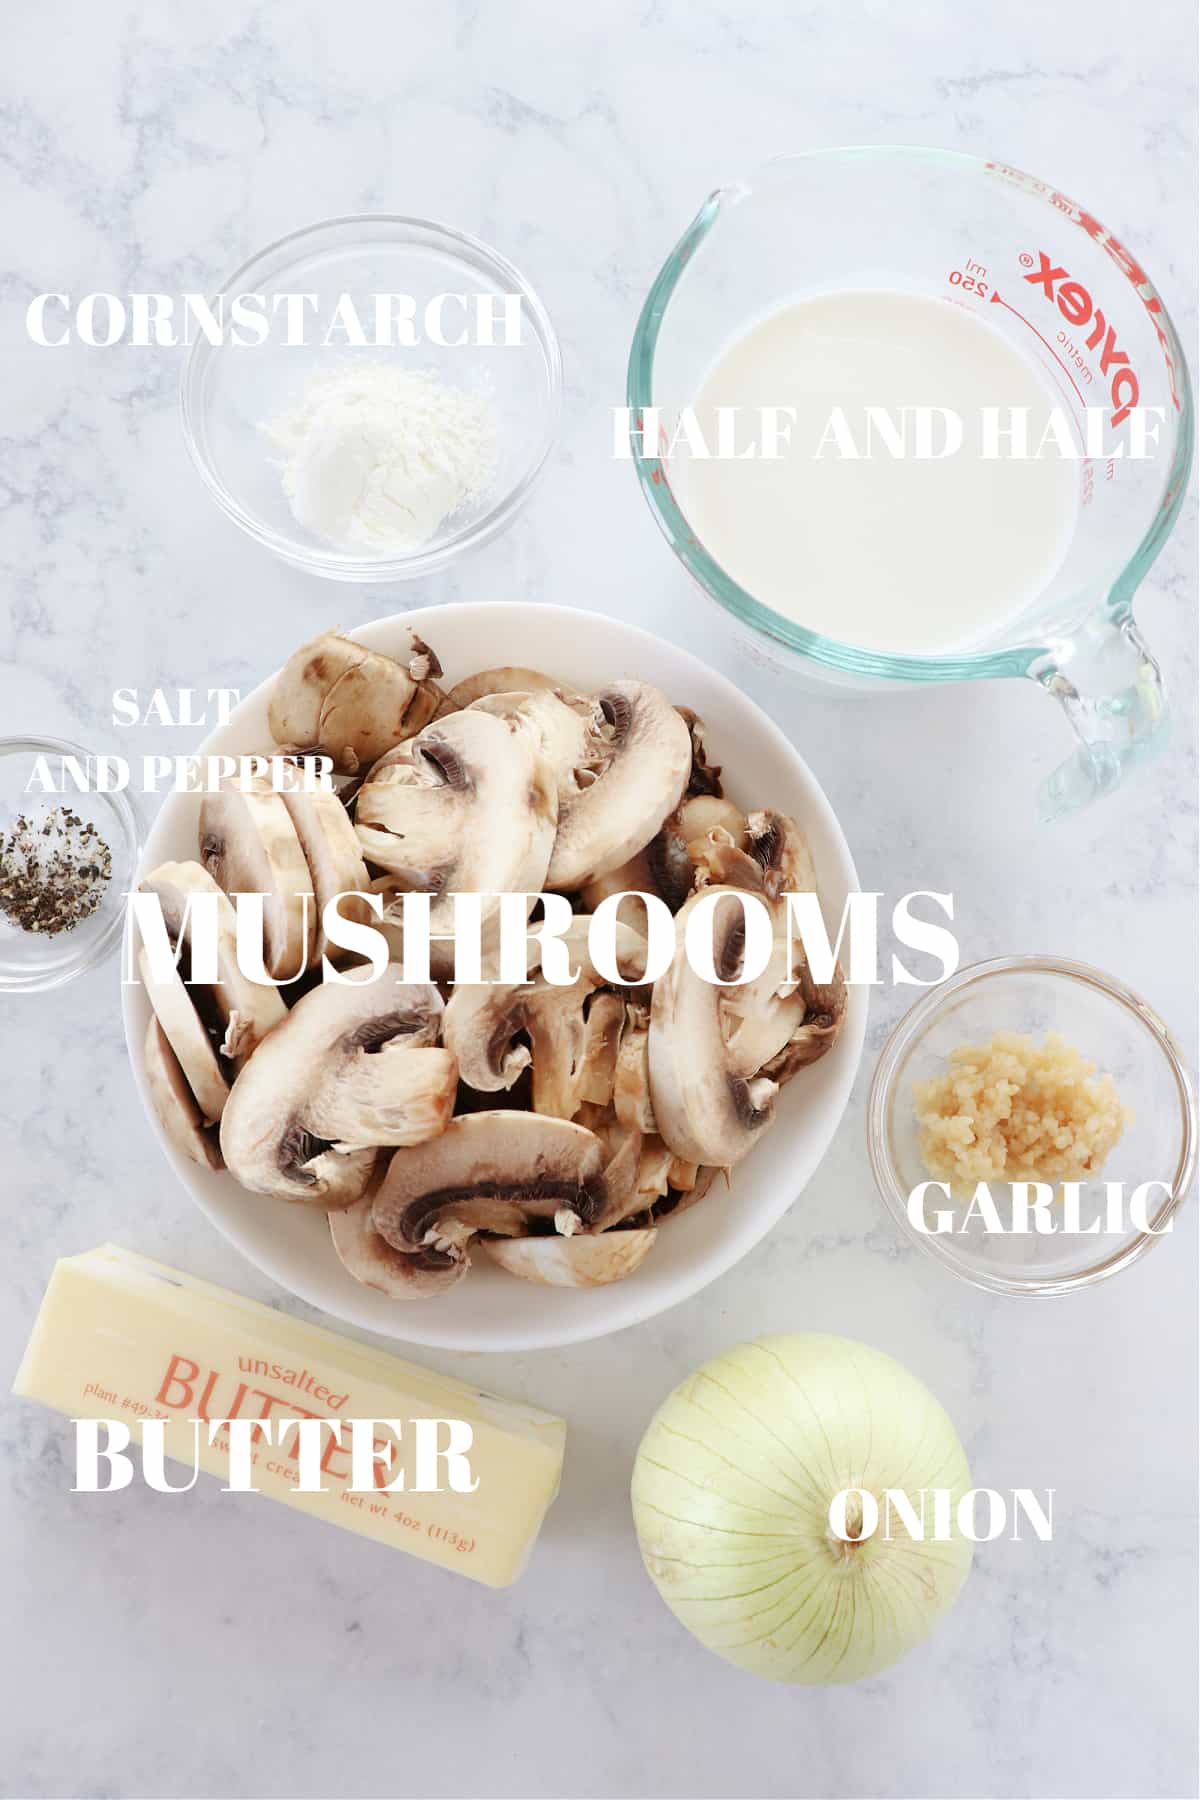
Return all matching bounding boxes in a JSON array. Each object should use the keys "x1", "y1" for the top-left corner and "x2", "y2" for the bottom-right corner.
[{"x1": 1031, "y1": 611, "x2": 1169, "y2": 821}]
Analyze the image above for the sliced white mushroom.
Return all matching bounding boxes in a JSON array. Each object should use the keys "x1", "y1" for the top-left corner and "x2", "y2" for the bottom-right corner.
[
  {"x1": 408, "y1": 682, "x2": 448, "y2": 734},
  {"x1": 667, "y1": 1155, "x2": 700, "y2": 1191},
  {"x1": 219, "y1": 976, "x2": 455, "y2": 1206},
  {"x1": 758, "y1": 966, "x2": 848, "y2": 1083},
  {"x1": 354, "y1": 707, "x2": 557, "y2": 934},
  {"x1": 546, "y1": 682, "x2": 693, "y2": 891},
  {"x1": 592, "y1": 1127, "x2": 677, "y2": 1229},
  {"x1": 268, "y1": 629, "x2": 442, "y2": 773},
  {"x1": 691, "y1": 805, "x2": 819, "y2": 898},
  {"x1": 580, "y1": 797, "x2": 751, "y2": 926},
  {"x1": 371, "y1": 1112, "x2": 611, "y2": 1255},
  {"x1": 681, "y1": 807, "x2": 843, "y2": 1079},
  {"x1": 138, "y1": 947, "x2": 230, "y2": 1125},
  {"x1": 648, "y1": 887, "x2": 779, "y2": 1167},
  {"x1": 143, "y1": 1016, "x2": 223, "y2": 1170},
  {"x1": 441, "y1": 918, "x2": 646, "y2": 1119},
  {"x1": 676, "y1": 705, "x2": 724, "y2": 800},
  {"x1": 442, "y1": 666, "x2": 583, "y2": 711},
  {"x1": 654, "y1": 1164, "x2": 723, "y2": 1223},
  {"x1": 613, "y1": 1003, "x2": 657, "y2": 1134},
  {"x1": 746, "y1": 808, "x2": 819, "y2": 899},
  {"x1": 720, "y1": 933, "x2": 807, "y2": 1076},
  {"x1": 329, "y1": 1196, "x2": 466, "y2": 1298},
  {"x1": 199, "y1": 778, "x2": 316, "y2": 980},
  {"x1": 578, "y1": 990, "x2": 625, "y2": 1107},
  {"x1": 480, "y1": 1229, "x2": 657, "y2": 1287},
  {"x1": 635, "y1": 1135, "x2": 676, "y2": 1205},
  {"x1": 275, "y1": 781, "x2": 371, "y2": 956},
  {"x1": 139, "y1": 860, "x2": 286, "y2": 1064},
  {"x1": 358, "y1": 874, "x2": 461, "y2": 982},
  {"x1": 469, "y1": 688, "x2": 605, "y2": 808}
]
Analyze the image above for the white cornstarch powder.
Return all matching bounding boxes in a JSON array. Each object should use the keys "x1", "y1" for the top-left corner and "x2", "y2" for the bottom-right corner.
[{"x1": 263, "y1": 364, "x2": 498, "y2": 553}]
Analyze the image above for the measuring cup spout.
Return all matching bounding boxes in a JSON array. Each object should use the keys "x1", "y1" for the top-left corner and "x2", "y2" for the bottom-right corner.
[{"x1": 1031, "y1": 610, "x2": 1168, "y2": 822}]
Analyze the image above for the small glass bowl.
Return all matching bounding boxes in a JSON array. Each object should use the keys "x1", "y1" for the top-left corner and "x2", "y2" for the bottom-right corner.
[
  {"x1": 0, "y1": 738, "x2": 142, "y2": 993},
  {"x1": 868, "y1": 956, "x2": 1196, "y2": 1295},
  {"x1": 180, "y1": 215, "x2": 562, "y2": 581}
]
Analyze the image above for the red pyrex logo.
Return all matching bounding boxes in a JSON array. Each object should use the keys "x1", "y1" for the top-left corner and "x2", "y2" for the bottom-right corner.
[{"x1": 1024, "y1": 252, "x2": 1140, "y2": 426}]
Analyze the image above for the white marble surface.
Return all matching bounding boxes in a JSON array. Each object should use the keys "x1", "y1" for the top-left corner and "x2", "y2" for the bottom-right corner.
[{"x1": 1, "y1": 5, "x2": 1197, "y2": 1797}]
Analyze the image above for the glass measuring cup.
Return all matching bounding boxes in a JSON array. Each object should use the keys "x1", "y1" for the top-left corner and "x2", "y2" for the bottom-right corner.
[{"x1": 627, "y1": 147, "x2": 1193, "y2": 819}]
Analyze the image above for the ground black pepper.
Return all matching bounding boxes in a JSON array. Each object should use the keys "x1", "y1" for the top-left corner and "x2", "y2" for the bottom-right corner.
[{"x1": 0, "y1": 806, "x2": 113, "y2": 936}]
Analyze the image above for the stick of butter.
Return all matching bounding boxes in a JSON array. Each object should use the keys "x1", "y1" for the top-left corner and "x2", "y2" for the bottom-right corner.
[{"x1": 13, "y1": 1244, "x2": 566, "y2": 1588}]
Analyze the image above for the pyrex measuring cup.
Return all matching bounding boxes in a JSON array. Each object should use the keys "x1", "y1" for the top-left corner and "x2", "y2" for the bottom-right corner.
[{"x1": 628, "y1": 147, "x2": 1193, "y2": 819}]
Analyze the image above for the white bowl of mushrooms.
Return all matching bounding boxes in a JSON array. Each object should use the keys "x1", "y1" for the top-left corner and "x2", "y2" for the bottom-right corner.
[{"x1": 122, "y1": 603, "x2": 866, "y2": 1351}]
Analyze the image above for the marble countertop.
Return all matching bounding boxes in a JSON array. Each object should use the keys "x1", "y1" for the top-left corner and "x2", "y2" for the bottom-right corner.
[{"x1": 1, "y1": 5, "x2": 1196, "y2": 1797}]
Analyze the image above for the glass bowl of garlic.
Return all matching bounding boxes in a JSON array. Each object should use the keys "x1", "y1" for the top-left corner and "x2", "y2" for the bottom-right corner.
[
  {"x1": 180, "y1": 216, "x2": 561, "y2": 581},
  {"x1": 868, "y1": 956, "x2": 1196, "y2": 1294}
]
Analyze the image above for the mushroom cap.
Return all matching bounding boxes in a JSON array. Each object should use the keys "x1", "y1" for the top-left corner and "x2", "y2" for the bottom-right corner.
[
  {"x1": 329, "y1": 1194, "x2": 466, "y2": 1298},
  {"x1": 546, "y1": 681, "x2": 693, "y2": 891},
  {"x1": 199, "y1": 778, "x2": 316, "y2": 980},
  {"x1": 139, "y1": 860, "x2": 286, "y2": 1064},
  {"x1": 218, "y1": 976, "x2": 453, "y2": 1206},
  {"x1": 268, "y1": 629, "x2": 440, "y2": 772},
  {"x1": 143, "y1": 1016, "x2": 223, "y2": 1171},
  {"x1": 480, "y1": 1229, "x2": 657, "y2": 1287},
  {"x1": 138, "y1": 946, "x2": 231, "y2": 1125},
  {"x1": 353, "y1": 708, "x2": 558, "y2": 932},
  {"x1": 371, "y1": 1111, "x2": 609, "y2": 1255},
  {"x1": 648, "y1": 886, "x2": 780, "y2": 1168}
]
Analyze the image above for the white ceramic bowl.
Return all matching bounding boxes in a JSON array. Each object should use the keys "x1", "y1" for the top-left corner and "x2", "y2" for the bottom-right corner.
[{"x1": 122, "y1": 603, "x2": 866, "y2": 1351}]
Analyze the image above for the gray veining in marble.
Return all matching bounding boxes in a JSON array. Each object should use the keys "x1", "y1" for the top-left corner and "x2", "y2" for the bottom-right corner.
[{"x1": 1, "y1": 5, "x2": 1196, "y2": 1797}]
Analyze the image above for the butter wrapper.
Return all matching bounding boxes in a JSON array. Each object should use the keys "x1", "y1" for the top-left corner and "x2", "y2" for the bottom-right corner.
[{"x1": 13, "y1": 1244, "x2": 566, "y2": 1588}]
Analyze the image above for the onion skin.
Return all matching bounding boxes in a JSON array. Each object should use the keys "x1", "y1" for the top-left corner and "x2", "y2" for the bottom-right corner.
[{"x1": 631, "y1": 1334, "x2": 973, "y2": 1684}]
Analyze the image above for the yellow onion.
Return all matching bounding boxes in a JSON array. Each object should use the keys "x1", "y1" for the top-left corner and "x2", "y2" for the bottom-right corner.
[{"x1": 631, "y1": 1333, "x2": 972, "y2": 1683}]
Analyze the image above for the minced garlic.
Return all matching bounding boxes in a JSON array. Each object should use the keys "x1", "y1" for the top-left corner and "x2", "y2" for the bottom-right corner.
[{"x1": 914, "y1": 1030, "x2": 1129, "y2": 1188}]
